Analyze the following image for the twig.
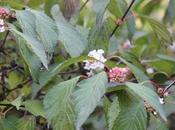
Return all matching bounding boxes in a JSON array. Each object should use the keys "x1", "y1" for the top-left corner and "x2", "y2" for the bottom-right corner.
[
  {"x1": 58, "y1": 69, "x2": 80, "y2": 75},
  {"x1": 7, "y1": 77, "x2": 32, "y2": 93},
  {"x1": 3, "y1": 107, "x2": 13, "y2": 117},
  {"x1": 164, "y1": 79, "x2": 175, "y2": 93},
  {"x1": 110, "y1": 0, "x2": 136, "y2": 37},
  {"x1": 79, "y1": 0, "x2": 89, "y2": 11}
]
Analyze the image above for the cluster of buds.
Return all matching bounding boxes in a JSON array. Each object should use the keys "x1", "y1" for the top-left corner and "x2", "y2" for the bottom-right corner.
[
  {"x1": 0, "y1": 7, "x2": 15, "y2": 33},
  {"x1": 0, "y1": 7, "x2": 10, "y2": 19},
  {"x1": 84, "y1": 49, "x2": 107, "y2": 71},
  {"x1": 108, "y1": 67, "x2": 132, "y2": 83}
]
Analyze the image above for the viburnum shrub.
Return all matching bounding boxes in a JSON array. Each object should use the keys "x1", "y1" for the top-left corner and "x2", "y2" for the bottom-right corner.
[{"x1": 0, "y1": 0, "x2": 175, "y2": 130}]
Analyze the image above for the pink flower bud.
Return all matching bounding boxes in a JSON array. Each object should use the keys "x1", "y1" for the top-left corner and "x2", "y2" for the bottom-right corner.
[
  {"x1": 108, "y1": 66, "x2": 132, "y2": 83},
  {"x1": 157, "y1": 88, "x2": 164, "y2": 95},
  {"x1": 122, "y1": 40, "x2": 132, "y2": 50},
  {"x1": 0, "y1": 7, "x2": 10, "y2": 19}
]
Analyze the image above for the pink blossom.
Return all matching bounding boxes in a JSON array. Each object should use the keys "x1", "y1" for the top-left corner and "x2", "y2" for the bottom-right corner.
[
  {"x1": 122, "y1": 40, "x2": 132, "y2": 50},
  {"x1": 108, "y1": 66, "x2": 131, "y2": 83},
  {"x1": 0, "y1": 7, "x2": 10, "y2": 19}
]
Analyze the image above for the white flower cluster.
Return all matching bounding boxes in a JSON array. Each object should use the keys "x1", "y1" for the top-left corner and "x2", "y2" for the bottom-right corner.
[
  {"x1": 0, "y1": 19, "x2": 5, "y2": 32},
  {"x1": 84, "y1": 49, "x2": 106, "y2": 71}
]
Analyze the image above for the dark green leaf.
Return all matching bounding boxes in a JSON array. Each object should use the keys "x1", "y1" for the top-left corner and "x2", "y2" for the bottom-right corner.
[
  {"x1": 126, "y1": 82, "x2": 166, "y2": 121},
  {"x1": 51, "y1": 5, "x2": 87, "y2": 57},
  {"x1": 140, "y1": 16, "x2": 173, "y2": 46},
  {"x1": 44, "y1": 77, "x2": 80, "y2": 130},
  {"x1": 112, "y1": 91, "x2": 147, "y2": 130},
  {"x1": 16, "y1": 116, "x2": 36, "y2": 130},
  {"x1": 73, "y1": 72, "x2": 108, "y2": 129},
  {"x1": 23, "y1": 100, "x2": 45, "y2": 117}
]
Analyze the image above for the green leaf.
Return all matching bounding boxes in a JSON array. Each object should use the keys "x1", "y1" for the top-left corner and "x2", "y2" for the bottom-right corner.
[
  {"x1": 112, "y1": 91, "x2": 147, "y2": 130},
  {"x1": 119, "y1": 57, "x2": 149, "y2": 82},
  {"x1": 117, "y1": 0, "x2": 136, "y2": 38},
  {"x1": 92, "y1": 0, "x2": 110, "y2": 25},
  {"x1": 107, "y1": 97, "x2": 120, "y2": 130},
  {"x1": 16, "y1": 10, "x2": 41, "y2": 80},
  {"x1": 148, "y1": 115, "x2": 168, "y2": 130},
  {"x1": 0, "y1": 117, "x2": 17, "y2": 130},
  {"x1": 16, "y1": 9, "x2": 58, "y2": 55},
  {"x1": 107, "y1": 0, "x2": 122, "y2": 18},
  {"x1": 16, "y1": 10, "x2": 37, "y2": 37},
  {"x1": 44, "y1": 77, "x2": 80, "y2": 130},
  {"x1": 10, "y1": 26, "x2": 49, "y2": 69},
  {"x1": 140, "y1": 15, "x2": 173, "y2": 46},
  {"x1": 32, "y1": 56, "x2": 91, "y2": 97},
  {"x1": 27, "y1": 0, "x2": 45, "y2": 7},
  {"x1": 164, "y1": 0, "x2": 175, "y2": 25},
  {"x1": 149, "y1": 59, "x2": 175, "y2": 76},
  {"x1": 0, "y1": 0, "x2": 24, "y2": 9},
  {"x1": 141, "y1": 0, "x2": 161, "y2": 16},
  {"x1": 23, "y1": 100, "x2": 45, "y2": 118},
  {"x1": 157, "y1": 54, "x2": 175, "y2": 62},
  {"x1": 17, "y1": 36, "x2": 41, "y2": 81},
  {"x1": 73, "y1": 72, "x2": 108, "y2": 129},
  {"x1": 44, "y1": 0, "x2": 57, "y2": 15},
  {"x1": 11, "y1": 96, "x2": 22, "y2": 110},
  {"x1": 16, "y1": 116, "x2": 36, "y2": 130},
  {"x1": 51, "y1": 5, "x2": 87, "y2": 57},
  {"x1": 126, "y1": 82, "x2": 166, "y2": 121},
  {"x1": 30, "y1": 10, "x2": 58, "y2": 55}
]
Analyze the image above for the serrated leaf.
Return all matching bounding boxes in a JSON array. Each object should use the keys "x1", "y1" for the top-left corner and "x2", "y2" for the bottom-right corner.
[
  {"x1": 16, "y1": 10, "x2": 37, "y2": 37},
  {"x1": 30, "y1": 10, "x2": 58, "y2": 55},
  {"x1": 11, "y1": 96, "x2": 22, "y2": 110},
  {"x1": 73, "y1": 72, "x2": 108, "y2": 130},
  {"x1": 51, "y1": 5, "x2": 87, "y2": 57},
  {"x1": 23, "y1": 100, "x2": 45, "y2": 118},
  {"x1": 11, "y1": 27, "x2": 49, "y2": 69},
  {"x1": 113, "y1": 91, "x2": 147, "y2": 130},
  {"x1": 0, "y1": 118, "x2": 17, "y2": 130},
  {"x1": 44, "y1": 77, "x2": 80, "y2": 130},
  {"x1": 119, "y1": 57, "x2": 149, "y2": 82},
  {"x1": 15, "y1": 10, "x2": 42, "y2": 80},
  {"x1": 140, "y1": 16, "x2": 173, "y2": 46},
  {"x1": 32, "y1": 56, "x2": 91, "y2": 98},
  {"x1": 107, "y1": 97, "x2": 120, "y2": 130},
  {"x1": 16, "y1": 116, "x2": 36, "y2": 130},
  {"x1": 126, "y1": 82, "x2": 166, "y2": 121},
  {"x1": 17, "y1": 37, "x2": 41, "y2": 81},
  {"x1": 164, "y1": 0, "x2": 175, "y2": 25}
]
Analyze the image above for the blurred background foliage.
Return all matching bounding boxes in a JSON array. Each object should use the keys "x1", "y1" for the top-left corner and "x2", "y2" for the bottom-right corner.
[{"x1": 0, "y1": 0, "x2": 175, "y2": 130}]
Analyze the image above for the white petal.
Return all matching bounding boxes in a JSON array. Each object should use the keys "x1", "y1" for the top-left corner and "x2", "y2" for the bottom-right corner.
[
  {"x1": 97, "y1": 49, "x2": 104, "y2": 54},
  {"x1": 0, "y1": 19, "x2": 4, "y2": 25},
  {"x1": 0, "y1": 26, "x2": 5, "y2": 32},
  {"x1": 88, "y1": 50, "x2": 97, "y2": 56},
  {"x1": 146, "y1": 68, "x2": 154, "y2": 74}
]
